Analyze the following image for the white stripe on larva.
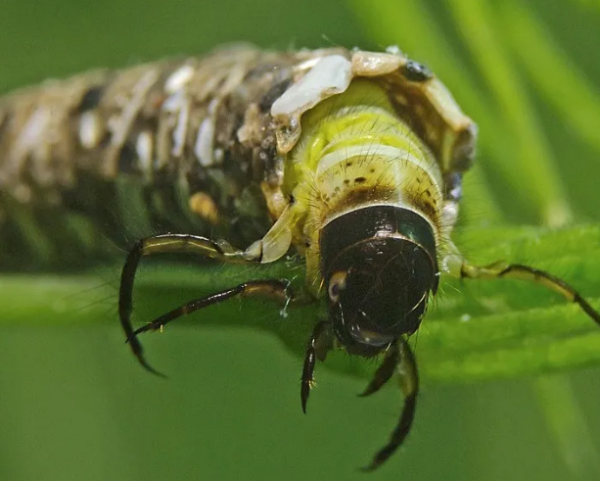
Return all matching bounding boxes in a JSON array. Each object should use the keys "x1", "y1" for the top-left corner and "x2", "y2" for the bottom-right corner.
[
  {"x1": 161, "y1": 89, "x2": 191, "y2": 158},
  {"x1": 136, "y1": 130, "x2": 153, "y2": 175},
  {"x1": 195, "y1": 118, "x2": 215, "y2": 167},
  {"x1": 164, "y1": 64, "x2": 194, "y2": 95},
  {"x1": 171, "y1": 97, "x2": 190, "y2": 157},
  {"x1": 195, "y1": 99, "x2": 219, "y2": 167},
  {"x1": 78, "y1": 111, "x2": 104, "y2": 149},
  {"x1": 316, "y1": 144, "x2": 437, "y2": 180}
]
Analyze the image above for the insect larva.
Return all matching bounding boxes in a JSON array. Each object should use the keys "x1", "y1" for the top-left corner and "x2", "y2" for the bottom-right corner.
[{"x1": 1, "y1": 44, "x2": 598, "y2": 471}]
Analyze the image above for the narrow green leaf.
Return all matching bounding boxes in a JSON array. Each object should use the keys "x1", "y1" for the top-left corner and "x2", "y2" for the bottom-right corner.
[
  {"x1": 444, "y1": 0, "x2": 572, "y2": 226},
  {"x1": 501, "y1": 0, "x2": 600, "y2": 158},
  {"x1": 2, "y1": 224, "x2": 599, "y2": 385}
]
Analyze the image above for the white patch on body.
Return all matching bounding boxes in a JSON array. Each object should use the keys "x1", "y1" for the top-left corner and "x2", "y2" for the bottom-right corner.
[
  {"x1": 136, "y1": 130, "x2": 153, "y2": 175},
  {"x1": 78, "y1": 111, "x2": 104, "y2": 149},
  {"x1": 164, "y1": 64, "x2": 194, "y2": 94},
  {"x1": 271, "y1": 55, "x2": 352, "y2": 118},
  {"x1": 195, "y1": 99, "x2": 219, "y2": 167},
  {"x1": 172, "y1": 98, "x2": 190, "y2": 157}
]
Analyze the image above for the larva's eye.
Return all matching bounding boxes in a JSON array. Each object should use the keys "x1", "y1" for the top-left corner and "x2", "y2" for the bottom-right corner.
[{"x1": 328, "y1": 271, "x2": 348, "y2": 303}]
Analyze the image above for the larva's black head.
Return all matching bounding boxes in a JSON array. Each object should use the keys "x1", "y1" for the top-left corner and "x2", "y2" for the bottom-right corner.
[{"x1": 320, "y1": 206, "x2": 439, "y2": 356}]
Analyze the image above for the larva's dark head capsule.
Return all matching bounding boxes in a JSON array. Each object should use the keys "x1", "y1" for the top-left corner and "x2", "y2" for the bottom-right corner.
[{"x1": 320, "y1": 206, "x2": 439, "y2": 356}]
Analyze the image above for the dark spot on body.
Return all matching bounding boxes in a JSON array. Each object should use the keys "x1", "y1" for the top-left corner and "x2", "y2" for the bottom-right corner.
[
  {"x1": 400, "y1": 61, "x2": 432, "y2": 82},
  {"x1": 117, "y1": 142, "x2": 138, "y2": 174},
  {"x1": 354, "y1": 177, "x2": 367, "y2": 184},
  {"x1": 259, "y1": 79, "x2": 292, "y2": 112},
  {"x1": 405, "y1": 191, "x2": 438, "y2": 224},
  {"x1": 451, "y1": 127, "x2": 477, "y2": 172},
  {"x1": 77, "y1": 86, "x2": 104, "y2": 112},
  {"x1": 98, "y1": 131, "x2": 111, "y2": 149}
]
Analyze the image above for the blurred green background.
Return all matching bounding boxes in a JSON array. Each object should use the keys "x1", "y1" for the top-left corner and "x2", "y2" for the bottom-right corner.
[{"x1": 1, "y1": 0, "x2": 600, "y2": 480}]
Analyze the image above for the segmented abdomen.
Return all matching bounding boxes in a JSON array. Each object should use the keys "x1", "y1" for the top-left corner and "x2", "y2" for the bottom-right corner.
[{"x1": 0, "y1": 47, "x2": 310, "y2": 269}]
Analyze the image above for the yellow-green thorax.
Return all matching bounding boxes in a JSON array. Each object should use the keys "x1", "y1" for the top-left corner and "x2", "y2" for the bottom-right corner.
[{"x1": 279, "y1": 79, "x2": 444, "y2": 293}]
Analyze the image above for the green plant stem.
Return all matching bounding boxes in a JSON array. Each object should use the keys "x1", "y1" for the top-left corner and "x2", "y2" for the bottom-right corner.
[
  {"x1": 444, "y1": 0, "x2": 571, "y2": 227},
  {"x1": 501, "y1": 0, "x2": 600, "y2": 158}
]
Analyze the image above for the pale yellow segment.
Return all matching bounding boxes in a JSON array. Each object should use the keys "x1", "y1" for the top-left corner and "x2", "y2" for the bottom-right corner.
[
  {"x1": 284, "y1": 79, "x2": 442, "y2": 195},
  {"x1": 272, "y1": 78, "x2": 445, "y2": 290}
]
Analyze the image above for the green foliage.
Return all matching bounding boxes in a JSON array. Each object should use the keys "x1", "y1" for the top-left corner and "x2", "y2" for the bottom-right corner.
[{"x1": 2, "y1": 224, "x2": 599, "y2": 384}]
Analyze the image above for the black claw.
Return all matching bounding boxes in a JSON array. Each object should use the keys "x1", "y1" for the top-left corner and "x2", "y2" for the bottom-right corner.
[
  {"x1": 126, "y1": 334, "x2": 167, "y2": 378},
  {"x1": 137, "y1": 354, "x2": 167, "y2": 379},
  {"x1": 300, "y1": 322, "x2": 330, "y2": 416},
  {"x1": 301, "y1": 382, "x2": 310, "y2": 414},
  {"x1": 357, "y1": 386, "x2": 377, "y2": 398}
]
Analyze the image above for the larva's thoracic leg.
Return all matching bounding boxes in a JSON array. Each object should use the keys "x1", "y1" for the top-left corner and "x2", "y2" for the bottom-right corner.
[{"x1": 119, "y1": 233, "x2": 291, "y2": 375}]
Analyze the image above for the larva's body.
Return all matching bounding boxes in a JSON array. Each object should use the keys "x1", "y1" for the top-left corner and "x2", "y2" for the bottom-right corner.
[
  {"x1": 0, "y1": 47, "x2": 301, "y2": 262},
  {"x1": 0, "y1": 46, "x2": 473, "y2": 269},
  {"x1": 2, "y1": 45, "x2": 597, "y2": 471}
]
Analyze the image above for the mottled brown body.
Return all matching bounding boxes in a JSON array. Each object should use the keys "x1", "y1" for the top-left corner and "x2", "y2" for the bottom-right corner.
[{"x1": 0, "y1": 47, "x2": 311, "y2": 267}]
